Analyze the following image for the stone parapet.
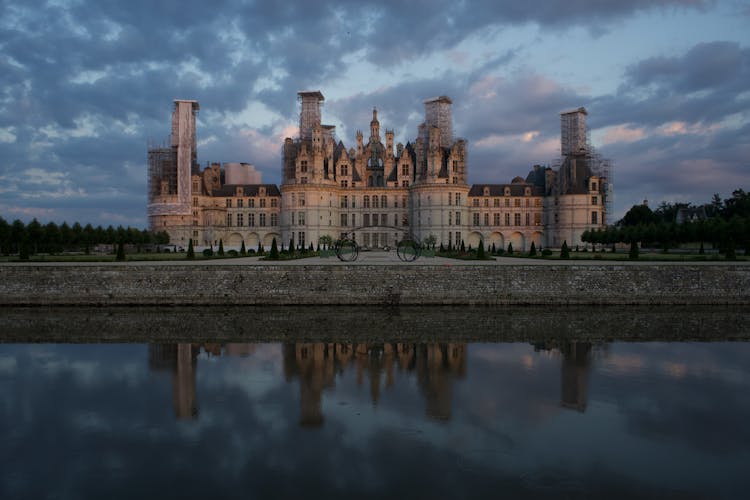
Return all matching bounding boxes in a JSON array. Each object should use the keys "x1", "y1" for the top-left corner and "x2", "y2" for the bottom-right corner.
[{"x1": 1, "y1": 264, "x2": 748, "y2": 306}]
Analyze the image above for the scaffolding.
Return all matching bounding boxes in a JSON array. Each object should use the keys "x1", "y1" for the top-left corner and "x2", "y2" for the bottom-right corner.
[
  {"x1": 424, "y1": 96, "x2": 453, "y2": 146},
  {"x1": 147, "y1": 141, "x2": 177, "y2": 199},
  {"x1": 298, "y1": 90, "x2": 324, "y2": 140},
  {"x1": 560, "y1": 107, "x2": 588, "y2": 156}
]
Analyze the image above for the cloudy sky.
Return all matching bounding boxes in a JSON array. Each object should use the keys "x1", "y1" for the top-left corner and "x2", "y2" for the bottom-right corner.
[{"x1": 1, "y1": 0, "x2": 748, "y2": 227}]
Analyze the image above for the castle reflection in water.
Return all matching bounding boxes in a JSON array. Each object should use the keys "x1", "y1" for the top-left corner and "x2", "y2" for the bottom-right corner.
[{"x1": 148, "y1": 341, "x2": 593, "y2": 423}]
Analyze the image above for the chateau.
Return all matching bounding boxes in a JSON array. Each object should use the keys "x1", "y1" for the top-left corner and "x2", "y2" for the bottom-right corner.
[{"x1": 147, "y1": 92, "x2": 611, "y2": 251}]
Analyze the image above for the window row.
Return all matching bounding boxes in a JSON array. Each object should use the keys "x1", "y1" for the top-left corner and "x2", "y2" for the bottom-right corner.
[
  {"x1": 223, "y1": 198, "x2": 277, "y2": 208},
  {"x1": 471, "y1": 198, "x2": 542, "y2": 208},
  {"x1": 340, "y1": 195, "x2": 409, "y2": 208},
  {"x1": 471, "y1": 212, "x2": 542, "y2": 226},
  {"x1": 225, "y1": 213, "x2": 278, "y2": 227}
]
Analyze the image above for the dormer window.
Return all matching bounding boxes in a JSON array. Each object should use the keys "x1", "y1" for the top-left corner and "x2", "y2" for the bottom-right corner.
[
  {"x1": 504, "y1": 187, "x2": 510, "y2": 196},
  {"x1": 483, "y1": 187, "x2": 490, "y2": 196},
  {"x1": 525, "y1": 187, "x2": 531, "y2": 196}
]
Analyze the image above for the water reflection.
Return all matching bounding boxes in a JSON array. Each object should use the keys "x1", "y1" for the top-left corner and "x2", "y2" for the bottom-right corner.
[
  {"x1": 150, "y1": 341, "x2": 597, "y2": 425},
  {"x1": 3, "y1": 313, "x2": 750, "y2": 498}
]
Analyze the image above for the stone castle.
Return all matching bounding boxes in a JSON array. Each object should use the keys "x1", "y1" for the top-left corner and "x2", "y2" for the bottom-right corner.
[{"x1": 147, "y1": 91, "x2": 610, "y2": 251}]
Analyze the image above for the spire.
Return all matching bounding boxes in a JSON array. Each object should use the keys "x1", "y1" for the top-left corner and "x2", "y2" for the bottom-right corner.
[{"x1": 370, "y1": 107, "x2": 380, "y2": 143}]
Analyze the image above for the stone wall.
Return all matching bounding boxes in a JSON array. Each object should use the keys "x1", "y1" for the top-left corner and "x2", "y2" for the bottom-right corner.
[{"x1": 1, "y1": 264, "x2": 748, "y2": 306}]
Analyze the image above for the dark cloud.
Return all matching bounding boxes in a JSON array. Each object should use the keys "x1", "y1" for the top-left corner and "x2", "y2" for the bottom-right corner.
[{"x1": 0, "y1": 0, "x2": 739, "y2": 226}]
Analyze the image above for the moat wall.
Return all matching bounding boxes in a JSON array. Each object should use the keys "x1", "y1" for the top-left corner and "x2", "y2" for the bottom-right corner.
[{"x1": 0, "y1": 264, "x2": 747, "y2": 306}]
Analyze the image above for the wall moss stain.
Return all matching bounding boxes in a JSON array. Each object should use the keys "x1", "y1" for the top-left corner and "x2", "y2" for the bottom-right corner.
[{"x1": 0, "y1": 264, "x2": 748, "y2": 305}]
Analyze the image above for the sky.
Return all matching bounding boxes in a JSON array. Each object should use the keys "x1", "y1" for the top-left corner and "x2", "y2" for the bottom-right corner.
[{"x1": 0, "y1": 0, "x2": 748, "y2": 228}]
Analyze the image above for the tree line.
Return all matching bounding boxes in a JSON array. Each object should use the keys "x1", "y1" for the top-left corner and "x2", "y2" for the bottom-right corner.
[
  {"x1": 582, "y1": 189, "x2": 750, "y2": 251},
  {"x1": 0, "y1": 217, "x2": 170, "y2": 256}
]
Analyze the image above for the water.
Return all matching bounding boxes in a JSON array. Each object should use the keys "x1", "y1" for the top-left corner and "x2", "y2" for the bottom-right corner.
[{"x1": 1, "y1": 307, "x2": 749, "y2": 499}]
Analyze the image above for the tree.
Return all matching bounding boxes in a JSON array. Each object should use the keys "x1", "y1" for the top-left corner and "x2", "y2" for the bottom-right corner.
[
  {"x1": 507, "y1": 242, "x2": 513, "y2": 255},
  {"x1": 218, "y1": 239, "x2": 224, "y2": 256},
  {"x1": 27, "y1": 218, "x2": 42, "y2": 254},
  {"x1": 187, "y1": 238, "x2": 195, "y2": 259},
  {"x1": 629, "y1": 240, "x2": 639, "y2": 260},
  {"x1": 477, "y1": 239, "x2": 485, "y2": 259},
  {"x1": 560, "y1": 241, "x2": 570, "y2": 259},
  {"x1": 529, "y1": 241, "x2": 537, "y2": 256},
  {"x1": 620, "y1": 204, "x2": 658, "y2": 226},
  {"x1": 491, "y1": 242, "x2": 496, "y2": 254},
  {"x1": 269, "y1": 238, "x2": 279, "y2": 259},
  {"x1": 257, "y1": 240, "x2": 263, "y2": 255},
  {"x1": 460, "y1": 240, "x2": 466, "y2": 253},
  {"x1": 288, "y1": 237, "x2": 294, "y2": 255},
  {"x1": 424, "y1": 234, "x2": 436, "y2": 250},
  {"x1": 116, "y1": 241, "x2": 126, "y2": 261},
  {"x1": 699, "y1": 241, "x2": 705, "y2": 255},
  {"x1": 240, "y1": 240, "x2": 246, "y2": 256}
]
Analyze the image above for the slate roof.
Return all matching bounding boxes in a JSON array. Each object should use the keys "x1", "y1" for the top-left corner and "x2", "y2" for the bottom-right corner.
[{"x1": 211, "y1": 184, "x2": 281, "y2": 197}]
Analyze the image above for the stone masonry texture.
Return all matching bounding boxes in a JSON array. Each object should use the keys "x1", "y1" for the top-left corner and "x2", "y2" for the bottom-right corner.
[{"x1": 0, "y1": 264, "x2": 748, "y2": 306}]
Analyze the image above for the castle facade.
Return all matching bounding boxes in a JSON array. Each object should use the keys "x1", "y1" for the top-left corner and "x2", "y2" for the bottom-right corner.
[{"x1": 147, "y1": 92, "x2": 610, "y2": 251}]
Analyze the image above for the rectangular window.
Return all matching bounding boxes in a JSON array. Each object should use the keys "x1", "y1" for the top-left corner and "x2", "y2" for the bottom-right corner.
[
  {"x1": 381, "y1": 195, "x2": 387, "y2": 208},
  {"x1": 364, "y1": 196, "x2": 370, "y2": 208},
  {"x1": 237, "y1": 213, "x2": 244, "y2": 226},
  {"x1": 260, "y1": 199, "x2": 266, "y2": 208},
  {"x1": 226, "y1": 199, "x2": 232, "y2": 208},
  {"x1": 248, "y1": 213, "x2": 255, "y2": 226},
  {"x1": 402, "y1": 196, "x2": 407, "y2": 208},
  {"x1": 473, "y1": 213, "x2": 480, "y2": 225},
  {"x1": 592, "y1": 211, "x2": 598, "y2": 224},
  {"x1": 494, "y1": 198, "x2": 500, "y2": 207},
  {"x1": 525, "y1": 213, "x2": 530, "y2": 226},
  {"x1": 299, "y1": 194, "x2": 305, "y2": 206},
  {"x1": 401, "y1": 214, "x2": 408, "y2": 226},
  {"x1": 592, "y1": 182, "x2": 597, "y2": 191},
  {"x1": 364, "y1": 214, "x2": 370, "y2": 227},
  {"x1": 484, "y1": 199, "x2": 489, "y2": 207},
  {"x1": 402, "y1": 180, "x2": 409, "y2": 187},
  {"x1": 526, "y1": 199, "x2": 530, "y2": 207},
  {"x1": 456, "y1": 193, "x2": 461, "y2": 205},
  {"x1": 341, "y1": 213, "x2": 348, "y2": 226},
  {"x1": 249, "y1": 199, "x2": 255, "y2": 208},
  {"x1": 271, "y1": 213, "x2": 278, "y2": 226},
  {"x1": 373, "y1": 196, "x2": 379, "y2": 209},
  {"x1": 455, "y1": 232, "x2": 461, "y2": 247},
  {"x1": 455, "y1": 211, "x2": 461, "y2": 225},
  {"x1": 193, "y1": 197, "x2": 198, "y2": 207},
  {"x1": 372, "y1": 214, "x2": 378, "y2": 226},
  {"x1": 341, "y1": 165, "x2": 348, "y2": 176},
  {"x1": 493, "y1": 213, "x2": 500, "y2": 226},
  {"x1": 449, "y1": 212, "x2": 453, "y2": 225},
  {"x1": 298, "y1": 212, "x2": 305, "y2": 225},
  {"x1": 505, "y1": 199, "x2": 510, "y2": 207},
  {"x1": 271, "y1": 198, "x2": 278, "y2": 208},
  {"x1": 193, "y1": 230, "x2": 198, "y2": 237},
  {"x1": 591, "y1": 196, "x2": 598, "y2": 205},
  {"x1": 226, "y1": 213, "x2": 232, "y2": 226},
  {"x1": 351, "y1": 214, "x2": 356, "y2": 226},
  {"x1": 484, "y1": 213, "x2": 489, "y2": 226},
  {"x1": 300, "y1": 160, "x2": 308, "y2": 173},
  {"x1": 514, "y1": 213, "x2": 521, "y2": 226},
  {"x1": 300, "y1": 177, "x2": 308, "y2": 184},
  {"x1": 259, "y1": 213, "x2": 266, "y2": 227},
  {"x1": 341, "y1": 196, "x2": 348, "y2": 208},
  {"x1": 472, "y1": 199, "x2": 479, "y2": 207},
  {"x1": 298, "y1": 232, "x2": 305, "y2": 248},
  {"x1": 394, "y1": 214, "x2": 398, "y2": 226},
  {"x1": 341, "y1": 180, "x2": 348, "y2": 188},
  {"x1": 514, "y1": 199, "x2": 521, "y2": 208},
  {"x1": 534, "y1": 213, "x2": 541, "y2": 226},
  {"x1": 535, "y1": 198, "x2": 541, "y2": 207},
  {"x1": 505, "y1": 213, "x2": 510, "y2": 226},
  {"x1": 401, "y1": 165, "x2": 408, "y2": 175},
  {"x1": 237, "y1": 199, "x2": 244, "y2": 208}
]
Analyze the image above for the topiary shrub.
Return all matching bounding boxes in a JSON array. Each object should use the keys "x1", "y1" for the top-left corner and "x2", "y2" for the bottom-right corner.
[
  {"x1": 218, "y1": 239, "x2": 225, "y2": 256},
  {"x1": 528, "y1": 241, "x2": 537, "y2": 256},
  {"x1": 228, "y1": 249, "x2": 239, "y2": 257},
  {"x1": 240, "y1": 241, "x2": 246, "y2": 256},
  {"x1": 507, "y1": 242, "x2": 513, "y2": 255},
  {"x1": 269, "y1": 238, "x2": 279, "y2": 260},
  {"x1": 202, "y1": 248, "x2": 214, "y2": 257},
  {"x1": 560, "y1": 241, "x2": 570, "y2": 259},
  {"x1": 187, "y1": 239, "x2": 195, "y2": 260},
  {"x1": 541, "y1": 249, "x2": 552, "y2": 256},
  {"x1": 629, "y1": 240, "x2": 639, "y2": 260}
]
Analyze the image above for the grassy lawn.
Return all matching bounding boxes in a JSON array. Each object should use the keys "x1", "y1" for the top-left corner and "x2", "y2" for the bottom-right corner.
[{"x1": 0, "y1": 252, "x2": 265, "y2": 263}]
